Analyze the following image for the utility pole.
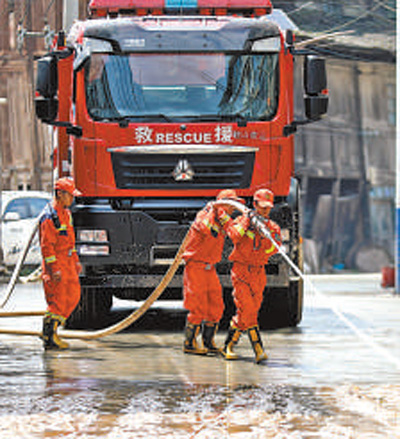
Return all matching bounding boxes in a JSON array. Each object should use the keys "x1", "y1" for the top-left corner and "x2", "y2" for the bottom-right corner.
[
  {"x1": 396, "y1": 2, "x2": 400, "y2": 294},
  {"x1": 353, "y1": 63, "x2": 371, "y2": 244},
  {"x1": 0, "y1": 97, "x2": 3, "y2": 266},
  {"x1": 25, "y1": 0, "x2": 43, "y2": 190}
]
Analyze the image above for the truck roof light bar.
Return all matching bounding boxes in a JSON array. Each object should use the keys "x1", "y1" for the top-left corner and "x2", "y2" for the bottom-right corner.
[{"x1": 89, "y1": 0, "x2": 272, "y2": 17}]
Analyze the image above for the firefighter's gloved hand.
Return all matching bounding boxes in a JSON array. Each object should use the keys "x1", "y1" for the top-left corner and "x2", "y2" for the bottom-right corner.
[
  {"x1": 247, "y1": 210, "x2": 259, "y2": 228},
  {"x1": 216, "y1": 207, "x2": 227, "y2": 217},
  {"x1": 42, "y1": 274, "x2": 51, "y2": 284},
  {"x1": 247, "y1": 210, "x2": 271, "y2": 237},
  {"x1": 207, "y1": 201, "x2": 215, "y2": 210},
  {"x1": 247, "y1": 210, "x2": 256, "y2": 220},
  {"x1": 215, "y1": 207, "x2": 230, "y2": 226},
  {"x1": 52, "y1": 270, "x2": 62, "y2": 283}
]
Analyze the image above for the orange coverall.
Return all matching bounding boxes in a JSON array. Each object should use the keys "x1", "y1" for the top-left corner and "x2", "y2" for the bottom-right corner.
[
  {"x1": 182, "y1": 204, "x2": 226, "y2": 325},
  {"x1": 39, "y1": 200, "x2": 81, "y2": 320},
  {"x1": 223, "y1": 214, "x2": 281, "y2": 330}
]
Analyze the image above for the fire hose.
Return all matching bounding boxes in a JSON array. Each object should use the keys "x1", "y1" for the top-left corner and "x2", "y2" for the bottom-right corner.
[
  {"x1": 0, "y1": 199, "x2": 289, "y2": 340},
  {"x1": 0, "y1": 219, "x2": 41, "y2": 309},
  {"x1": 3, "y1": 200, "x2": 400, "y2": 373}
]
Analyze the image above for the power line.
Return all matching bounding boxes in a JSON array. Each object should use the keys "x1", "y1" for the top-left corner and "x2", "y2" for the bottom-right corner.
[
  {"x1": 285, "y1": 0, "x2": 394, "y2": 35},
  {"x1": 286, "y1": 1, "x2": 314, "y2": 16},
  {"x1": 19, "y1": 0, "x2": 32, "y2": 26},
  {"x1": 44, "y1": 0, "x2": 57, "y2": 20},
  {"x1": 324, "y1": 3, "x2": 385, "y2": 33}
]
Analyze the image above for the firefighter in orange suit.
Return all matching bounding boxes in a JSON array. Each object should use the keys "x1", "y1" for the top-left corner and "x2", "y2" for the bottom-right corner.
[
  {"x1": 182, "y1": 189, "x2": 244, "y2": 355},
  {"x1": 39, "y1": 177, "x2": 82, "y2": 350},
  {"x1": 216, "y1": 189, "x2": 281, "y2": 363}
]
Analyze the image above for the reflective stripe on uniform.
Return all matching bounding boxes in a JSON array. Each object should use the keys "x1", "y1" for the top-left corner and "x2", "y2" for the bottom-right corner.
[
  {"x1": 233, "y1": 223, "x2": 256, "y2": 239},
  {"x1": 45, "y1": 255, "x2": 56, "y2": 263},
  {"x1": 264, "y1": 242, "x2": 276, "y2": 254},
  {"x1": 203, "y1": 218, "x2": 220, "y2": 234},
  {"x1": 233, "y1": 223, "x2": 246, "y2": 237},
  {"x1": 246, "y1": 230, "x2": 255, "y2": 240},
  {"x1": 45, "y1": 311, "x2": 66, "y2": 324}
]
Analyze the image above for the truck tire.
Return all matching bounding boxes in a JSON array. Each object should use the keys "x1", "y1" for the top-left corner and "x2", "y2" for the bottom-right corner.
[
  {"x1": 258, "y1": 281, "x2": 303, "y2": 330},
  {"x1": 66, "y1": 287, "x2": 113, "y2": 329}
]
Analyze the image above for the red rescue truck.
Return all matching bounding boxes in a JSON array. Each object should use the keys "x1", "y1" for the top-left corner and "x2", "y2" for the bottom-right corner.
[{"x1": 34, "y1": 0, "x2": 328, "y2": 329}]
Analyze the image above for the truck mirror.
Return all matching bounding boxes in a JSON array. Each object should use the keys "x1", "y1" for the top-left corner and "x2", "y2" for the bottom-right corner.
[
  {"x1": 304, "y1": 55, "x2": 328, "y2": 120},
  {"x1": 36, "y1": 56, "x2": 58, "y2": 98},
  {"x1": 305, "y1": 95, "x2": 328, "y2": 120},
  {"x1": 35, "y1": 97, "x2": 59, "y2": 123},
  {"x1": 35, "y1": 56, "x2": 59, "y2": 123},
  {"x1": 304, "y1": 55, "x2": 327, "y2": 95},
  {"x1": 286, "y1": 29, "x2": 294, "y2": 46}
]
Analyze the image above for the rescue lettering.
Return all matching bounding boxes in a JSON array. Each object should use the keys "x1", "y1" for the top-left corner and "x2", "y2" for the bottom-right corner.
[
  {"x1": 135, "y1": 126, "x2": 233, "y2": 144},
  {"x1": 155, "y1": 132, "x2": 213, "y2": 144}
]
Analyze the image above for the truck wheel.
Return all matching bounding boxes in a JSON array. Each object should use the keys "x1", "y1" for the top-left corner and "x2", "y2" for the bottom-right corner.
[
  {"x1": 258, "y1": 281, "x2": 303, "y2": 330},
  {"x1": 66, "y1": 288, "x2": 113, "y2": 329}
]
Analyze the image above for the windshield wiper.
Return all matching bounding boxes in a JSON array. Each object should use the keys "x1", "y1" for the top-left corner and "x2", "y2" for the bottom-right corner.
[
  {"x1": 140, "y1": 113, "x2": 174, "y2": 123},
  {"x1": 183, "y1": 114, "x2": 222, "y2": 122},
  {"x1": 219, "y1": 113, "x2": 248, "y2": 126},
  {"x1": 183, "y1": 114, "x2": 248, "y2": 126},
  {"x1": 106, "y1": 113, "x2": 174, "y2": 125}
]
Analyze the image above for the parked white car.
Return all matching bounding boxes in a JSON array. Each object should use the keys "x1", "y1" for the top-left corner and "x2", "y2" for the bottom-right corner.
[{"x1": 1, "y1": 191, "x2": 52, "y2": 266}]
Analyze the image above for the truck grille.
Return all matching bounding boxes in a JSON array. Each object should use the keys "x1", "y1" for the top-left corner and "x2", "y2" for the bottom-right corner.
[{"x1": 109, "y1": 145, "x2": 256, "y2": 189}]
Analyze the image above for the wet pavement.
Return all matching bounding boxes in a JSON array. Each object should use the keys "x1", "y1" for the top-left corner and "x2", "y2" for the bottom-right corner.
[{"x1": 0, "y1": 273, "x2": 399, "y2": 438}]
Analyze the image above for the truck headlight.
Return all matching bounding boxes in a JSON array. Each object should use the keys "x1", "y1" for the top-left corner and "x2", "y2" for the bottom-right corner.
[
  {"x1": 79, "y1": 245, "x2": 109, "y2": 256},
  {"x1": 77, "y1": 229, "x2": 109, "y2": 255},
  {"x1": 78, "y1": 229, "x2": 108, "y2": 242}
]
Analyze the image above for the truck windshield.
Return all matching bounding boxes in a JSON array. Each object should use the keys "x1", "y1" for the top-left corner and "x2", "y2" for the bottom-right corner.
[{"x1": 85, "y1": 53, "x2": 279, "y2": 122}]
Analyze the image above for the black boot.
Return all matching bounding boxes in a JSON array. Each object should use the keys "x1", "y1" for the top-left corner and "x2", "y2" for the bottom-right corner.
[
  {"x1": 221, "y1": 323, "x2": 242, "y2": 360},
  {"x1": 248, "y1": 325, "x2": 267, "y2": 363},
  {"x1": 202, "y1": 322, "x2": 220, "y2": 355},
  {"x1": 183, "y1": 322, "x2": 207, "y2": 355},
  {"x1": 41, "y1": 314, "x2": 69, "y2": 350}
]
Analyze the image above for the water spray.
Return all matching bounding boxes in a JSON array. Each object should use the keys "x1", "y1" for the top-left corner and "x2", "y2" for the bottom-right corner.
[{"x1": 215, "y1": 199, "x2": 400, "y2": 371}]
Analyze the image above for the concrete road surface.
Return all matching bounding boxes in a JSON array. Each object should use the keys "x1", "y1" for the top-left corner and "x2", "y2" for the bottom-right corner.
[{"x1": 0, "y1": 273, "x2": 399, "y2": 438}]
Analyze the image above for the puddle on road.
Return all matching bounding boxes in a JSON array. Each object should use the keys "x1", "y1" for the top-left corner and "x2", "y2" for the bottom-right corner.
[
  {"x1": 1, "y1": 279, "x2": 399, "y2": 437},
  {"x1": 0, "y1": 360, "x2": 399, "y2": 438},
  {"x1": 0, "y1": 332, "x2": 399, "y2": 437},
  {"x1": 0, "y1": 385, "x2": 399, "y2": 437}
]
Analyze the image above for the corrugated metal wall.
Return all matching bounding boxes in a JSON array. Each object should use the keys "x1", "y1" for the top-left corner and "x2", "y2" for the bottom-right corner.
[{"x1": 295, "y1": 58, "x2": 395, "y2": 271}]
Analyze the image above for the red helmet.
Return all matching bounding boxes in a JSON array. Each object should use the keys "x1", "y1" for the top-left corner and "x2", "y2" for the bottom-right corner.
[
  {"x1": 217, "y1": 189, "x2": 245, "y2": 204},
  {"x1": 54, "y1": 177, "x2": 82, "y2": 197},
  {"x1": 253, "y1": 189, "x2": 274, "y2": 208}
]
